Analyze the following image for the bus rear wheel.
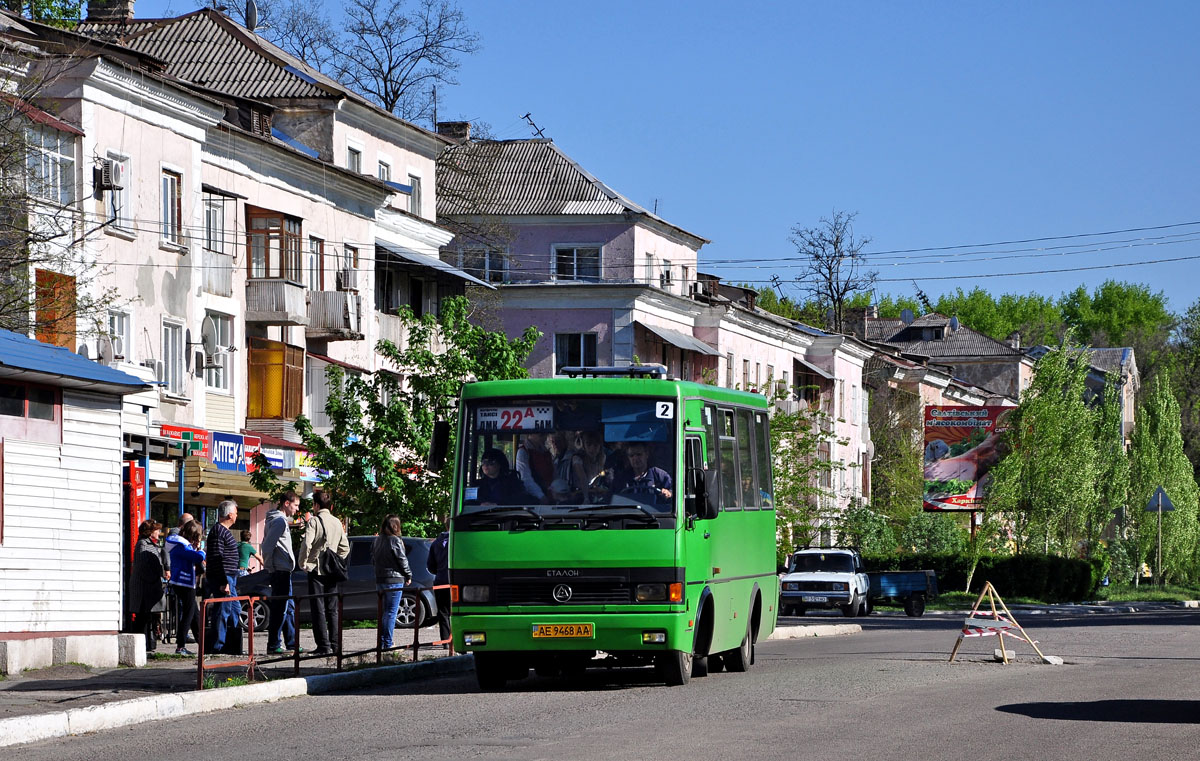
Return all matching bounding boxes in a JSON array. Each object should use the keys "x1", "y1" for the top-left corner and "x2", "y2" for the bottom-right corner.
[
  {"x1": 723, "y1": 622, "x2": 754, "y2": 672},
  {"x1": 656, "y1": 649, "x2": 693, "y2": 686}
]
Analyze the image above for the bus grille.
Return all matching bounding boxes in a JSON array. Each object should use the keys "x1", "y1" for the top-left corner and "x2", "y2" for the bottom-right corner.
[{"x1": 495, "y1": 581, "x2": 632, "y2": 605}]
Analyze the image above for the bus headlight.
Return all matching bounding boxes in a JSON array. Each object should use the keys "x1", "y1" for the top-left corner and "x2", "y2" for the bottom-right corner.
[
  {"x1": 462, "y1": 585, "x2": 490, "y2": 603},
  {"x1": 636, "y1": 583, "x2": 666, "y2": 601}
]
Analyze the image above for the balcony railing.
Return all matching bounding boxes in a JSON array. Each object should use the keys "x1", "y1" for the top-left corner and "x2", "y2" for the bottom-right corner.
[
  {"x1": 376, "y1": 310, "x2": 445, "y2": 353},
  {"x1": 203, "y1": 249, "x2": 233, "y2": 297},
  {"x1": 307, "y1": 290, "x2": 362, "y2": 340},
  {"x1": 246, "y1": 278, "x2": 307, "y2": 325}
]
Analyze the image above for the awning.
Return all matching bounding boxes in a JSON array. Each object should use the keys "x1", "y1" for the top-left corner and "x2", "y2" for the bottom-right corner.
[
  {"x1": 795, "y1": 356, "x2": 834, "y2": 381},
  {"x1": 376, "y1": 241, "x2": 495, "y2": 289},
  {"x1": 634, "y1": 321, "x2": 719, "y2": 356},
  {"x1": 181, "y1": 457, "x2": 305, "y2": 503}
]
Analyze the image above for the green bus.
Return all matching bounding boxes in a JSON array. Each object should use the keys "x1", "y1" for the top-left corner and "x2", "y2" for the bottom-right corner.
[{"x1": 446, "y1": 365, "x2": 779, "y2": 688}]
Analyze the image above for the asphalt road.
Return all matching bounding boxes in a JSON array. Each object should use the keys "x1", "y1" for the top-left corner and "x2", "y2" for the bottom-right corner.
[{"x1": 11, "y1": 609, "x2": 1200, "y2": 761}]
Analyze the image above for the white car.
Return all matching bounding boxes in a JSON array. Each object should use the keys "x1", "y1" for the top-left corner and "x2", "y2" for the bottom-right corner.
[{"x1": 779, "y1": 548, "x2": 870, "y2": 617}]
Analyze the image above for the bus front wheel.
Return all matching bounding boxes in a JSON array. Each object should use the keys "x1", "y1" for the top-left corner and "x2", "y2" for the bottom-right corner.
[
  {"x1": 656, "y1": 649, "x2": 693, "y2": 686},
  {"x1": 474, "y1": 653, "x2": 509, "y2": 691}
]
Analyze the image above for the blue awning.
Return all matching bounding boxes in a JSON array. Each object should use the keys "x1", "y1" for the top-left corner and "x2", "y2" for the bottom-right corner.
[{"x1": 0, "y1": 329, "x2": 149, "y2": 395}]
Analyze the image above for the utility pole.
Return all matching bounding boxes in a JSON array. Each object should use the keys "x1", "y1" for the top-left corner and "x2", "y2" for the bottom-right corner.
[{"x1": 521, "y1": 112, "x2": 546, "y2": 139}]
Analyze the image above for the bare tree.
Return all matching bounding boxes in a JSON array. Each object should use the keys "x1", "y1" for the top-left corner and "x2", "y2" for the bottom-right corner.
[
  {"x1": 225, "y1": 0, "x2": 479, "y2": 124},
  {"x1": 790, "y1": 210, "x2": 877, "y2": 334}
]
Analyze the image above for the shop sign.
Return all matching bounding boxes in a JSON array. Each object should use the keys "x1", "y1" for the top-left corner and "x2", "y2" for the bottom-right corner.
[
  {"x1": 244, "y1": 435, "x2": 261, "y2": 473},
  {"x1": 297, "y1": 449, "x2": 329, "y2": 482},
  {"x1": 160, "y1": 424, "x2": 211, "y2": 460},
  {"x1": 212, "y1": 431, "x2": 257, "y2": 473},
  {"x1": 259, "y1": 446, "x2": 290, "y2": 470}
]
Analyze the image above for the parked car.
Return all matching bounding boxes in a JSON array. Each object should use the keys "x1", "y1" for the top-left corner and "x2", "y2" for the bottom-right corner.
[
  {"x1": 237, "y1": 536, "x2": 438, "y2": 632},
  {"x1": 779, "y1": 547, "x2": 870, "y2": 617}
]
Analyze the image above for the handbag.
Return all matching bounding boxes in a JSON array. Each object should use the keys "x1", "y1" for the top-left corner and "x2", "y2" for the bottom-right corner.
[{"x1": 313, "y1": 515, "x2": 350, "y2": 583}]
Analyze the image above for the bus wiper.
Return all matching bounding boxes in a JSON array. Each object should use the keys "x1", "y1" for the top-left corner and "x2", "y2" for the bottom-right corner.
[
  {"x1": 458, "y1": 506, "x2": 543, "y2": 527},
  {"x1": 567, "y1": 504, "x2": 661, "y2": 526}
]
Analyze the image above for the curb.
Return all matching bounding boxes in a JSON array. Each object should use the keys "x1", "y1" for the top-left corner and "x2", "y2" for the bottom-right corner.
[
  {"x1": 768, "y1": 623, "x2": 861, "y2": 639},
  {"x1": 0, "y1": 655, "x2": 473, "y2": 748}
]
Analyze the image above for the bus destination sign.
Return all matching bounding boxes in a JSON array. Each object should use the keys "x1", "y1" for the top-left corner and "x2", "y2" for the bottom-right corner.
[{"x1": 476, "y1": 405, "x2": 554, "y2": 431}]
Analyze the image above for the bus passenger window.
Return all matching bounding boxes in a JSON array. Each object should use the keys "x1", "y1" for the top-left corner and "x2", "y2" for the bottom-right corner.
[
  {"x1": 736, "y1": 409, "x2": 757, "y2": 508},
  {"x1": 754, "y1": 412, "x2": 773, "y2": 509},
  {"x1": 718, "y1": 408, "x2": 739, "y2": 509}
]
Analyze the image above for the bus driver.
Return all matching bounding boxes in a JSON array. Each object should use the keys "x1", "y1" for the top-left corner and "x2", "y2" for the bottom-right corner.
[{"x1": 612, "y1": 442, "x2": 673, "y2": 509}]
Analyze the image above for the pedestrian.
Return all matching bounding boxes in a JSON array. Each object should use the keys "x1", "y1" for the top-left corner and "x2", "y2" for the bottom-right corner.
[
  {"x1": 168, "y1": 512, "x2": 200, "y2": 644},
  {"x1": 237, "y1": 530, "x2": 260, "y2": 576},
  {"x1": 299, "y1": 489, "x2": 349, "y2": 656},
  {"x1": 204, "y1": 500, "x2": 242, "y2": 653},
  {"x1": 262, "y1": 492, "x2": 301, "y2": 654},
  {"x1": 426, "y1": 522, "x2": 453, "y2": 653},
  {"x1": 372, "y1": 514, "x2": 413, "y2": 650},
  {"x1": 130, "y1": 520, "x2": 167, "y2": 653},
  {"x1": 165, "y1": 520, "x2": 205, "y2": 656}
]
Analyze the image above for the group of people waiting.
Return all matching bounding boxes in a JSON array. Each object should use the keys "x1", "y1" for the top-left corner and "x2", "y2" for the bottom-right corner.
[
  {"x1": 129, "y1": 490, "x2": 453, "y2": 657},
  {"x1": 471, "y1": 431, "x2": 673, "y2": 509}
]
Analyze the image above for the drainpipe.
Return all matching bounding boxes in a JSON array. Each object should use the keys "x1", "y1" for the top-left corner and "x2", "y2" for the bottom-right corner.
[{"x1": 178, "y1": 457, "x2": 186, "y2": 523}]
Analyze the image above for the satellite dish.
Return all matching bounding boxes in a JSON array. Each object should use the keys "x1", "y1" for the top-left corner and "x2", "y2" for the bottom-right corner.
[
  {"x1": 97, "y1": 336, "x2": 114, "y2": 365},
  {"x1": 950, "y1": 316, "x2": 960, "y2": 331},
  {"x1": 77, "y1": 343, "x2": 91, "y2": 360},
  {"x1": 245, "y1": 0, "x2": 258, "y2": 32},
  {"x1": 200, "y1": 315, "x2": 219, "y2": 355},
  {"x1": 901, "y1": 308, "x2": 915, "y2": 325}
]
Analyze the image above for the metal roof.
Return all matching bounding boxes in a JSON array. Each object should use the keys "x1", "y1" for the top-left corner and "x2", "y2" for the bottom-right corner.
[
  {"x1": 437, "y1": 139, "x2": 708, "y2": 245},
  {"x1": 0, "y1": 329, "x2": 149, "y2": 395},
  {"x1": 376, "y1": 241, "x2": 494, "y2": 289},
  {"x1": 634, "y1": 321, "x2": 719, "y2": 356},
  {"x1": 866, "y1": 314, "x2": 1022, "y2": 358}
]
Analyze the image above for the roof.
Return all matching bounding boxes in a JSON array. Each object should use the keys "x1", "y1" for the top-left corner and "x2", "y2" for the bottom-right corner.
[
  {"x1": 1025, "y1": 345, "x2": 1136, "y2": 377},
  {"x1": 0, "y1": 330, "x2": 149, "y2": 395},
  {"x1": 376, "y1": 241, "x2": 494, "y2": 289},
  {"x1": 436, "y1": 138, "x2": 708, "y2": 246},
  {"x1": 866, "y1": 313, "x2": 1022, "y2": 358},
  {"x1": 76, "y1": 9, "x2": 447, "y2": 143},
  {"x1": 2, "y1": 95, "x2": 84, "y2": 136}
]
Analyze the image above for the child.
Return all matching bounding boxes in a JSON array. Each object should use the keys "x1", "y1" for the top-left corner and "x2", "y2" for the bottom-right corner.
[{"x1": 237, "y1": 530, "x2": 260, "y2": 576}]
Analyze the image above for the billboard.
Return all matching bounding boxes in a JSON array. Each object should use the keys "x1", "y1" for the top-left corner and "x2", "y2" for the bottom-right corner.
[{"x1": 923, "y1": 406, "x2": 1011, "y2": 511}]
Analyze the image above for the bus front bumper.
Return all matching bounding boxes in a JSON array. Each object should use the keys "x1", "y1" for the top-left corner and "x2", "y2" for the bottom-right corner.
[{"x1": 453, "y1": 611, "x2": 693, "y2": 653}]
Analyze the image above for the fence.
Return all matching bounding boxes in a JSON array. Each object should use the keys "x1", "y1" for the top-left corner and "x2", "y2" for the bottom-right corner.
[{"x1": 196, "y1": 584, "x2": 452, "y2": 688}]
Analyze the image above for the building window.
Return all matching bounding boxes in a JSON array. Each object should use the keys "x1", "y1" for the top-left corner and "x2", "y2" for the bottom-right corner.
[
  {"x1": 26, "y1": 125, "x2": 75, "y2": 205},
  {"x1": 34, "y1": 269, "x2": 75, "y2": 349},
  {"x1": 407, "y1": 174, "x2": 421, "y2": 215},
  {"x1": 459, "y1": 249, "x2": 505, "y2": 283},
  {"x1": 248, "y1": 337, "x2": 304, "y2": 419},
  {"x1": 742, "y1": 359, "x2": 750, "y2": 390},
  {"x1": 779, "y1": 370, "x2": 789, "y2": 398},
  {"x1": 661, "y1": 259, "x2": 673, "y2": 288},
  {"x1": 0, "y1": 381, "x2": 56, "y2": 421},
  {"x1": 161, "y1": 320, "x2": 185, "y2": 396},
  {"x1": 105, "y1": 153, "x2": 130, "y2": 230},
  {"x1": 203, "y1": 193, "x2": 228, "y2": 254},
  {"x1": 204, "y1": 311, "x2": 233, "y2": 392},
  {"x1": 307, "y1": 236, "x2": 324, "y2": 291},
  {"x1": 247, "y1": 207, "x2": 303, "y2": 280},
  {"x1": 554, "y1": 333, "x2": 597, "y2": 371},
  {"x1": 108, "y1": 309, "x2": 130, "y2": 360},
  {"x1": 160, "y1": 169, "x2": 182, "y2": 245},
  {"x1": 553, "y1": 246, "x2": 600, "y2": 282},
  {"x1": 378, "y1": 161, "x2": 391, "y2": 182},
  {"x1": 347, "y1": 147, "x2": 362, "y2": 173},
  {"x1": 645, "y1": 253, "x2": 657, "y2": 285},
  {"x1": 725, "y1": 353, "x2": 733, "y2": 388}
]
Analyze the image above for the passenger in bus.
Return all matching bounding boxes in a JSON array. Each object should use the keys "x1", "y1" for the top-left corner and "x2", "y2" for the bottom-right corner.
[
  {"x1": 547, "y1": 431, "x2": 575, "y2": 484},
  {"x1": 612, "y1": 442, "x2": 674, "y2": 509},
  {"x1": 471, "y1": 449, "x2": 534, "y2": 506},
  {"x1": 515, "y1": 432, "x2": 554, "y2": 503},
  {"x1": 571, "y1": 430, "x2": 610, "y2": 502}
]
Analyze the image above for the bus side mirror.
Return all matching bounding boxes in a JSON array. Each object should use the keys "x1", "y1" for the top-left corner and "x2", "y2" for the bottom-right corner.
[
  {"x1": 685, "y1": 468, "x2": 718, "y2": 520},
  {"x1": 427, "y1": 420, "x2": 450, "y2": 473}
]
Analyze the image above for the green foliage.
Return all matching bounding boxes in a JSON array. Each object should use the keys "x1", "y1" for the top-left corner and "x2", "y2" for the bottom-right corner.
[
  {"x1": 897, "y1": 512, "x2": 968, "y2": 555},
  {"x1": 6, "y1": 0, "x2": 81, "y2": 24},
  {"x1": 987, "y1": 338, "x2": 1103, "y2": 556},
  {"x1": 862, "y1": 552, "x2": 1097, "y2": 601},
  {"x1": 1174, "y1": 297, "x2": 1200, "y2": 483},
  {"x1": 753, "y1": 287, "x2": 824, "y2": 326},
  {"x1": 770, "y1": 401, "x2": 843, "y2": 554},
  {"x1": 933, "y1": 287, "x2": 1064, "y2": 346},
  {"x1": 835, "y1": 503, "x2": 896, "y2": 555},
  {"x1": 1127, "y1": 372, "x2": 1200, "y2": 584},
  {"x1": 252, "y1": 296, "x2": 539, "y2": 536},
  {"x1": 1060, "y1": 280, "x2": 1174, "y2": 378},
  {"x1": 866, "y1": 383, "x2": 924, "y2": 524}
]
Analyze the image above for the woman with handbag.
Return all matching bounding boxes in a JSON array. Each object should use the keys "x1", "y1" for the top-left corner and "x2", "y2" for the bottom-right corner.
[
  {"x1": 299, "y1": 490, "x2": 350, "y2": 656},
  {"x1": 372, "y1": 515, "x2": 413, "y2": 650},
  {"x1": 165, "y1": 520, "x2": 206, "y2": 656},
  {"x1": 130, "y1": 520, "x2": 167, "y2": 654}
]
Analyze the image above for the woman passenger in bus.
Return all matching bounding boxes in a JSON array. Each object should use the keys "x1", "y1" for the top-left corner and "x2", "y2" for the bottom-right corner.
[
  {"x1": 571, "y1": 430, "x2": 610, "y2": 503},
  {"x1": 471, "y1": 449, "x2": 534, "y2": 506}
]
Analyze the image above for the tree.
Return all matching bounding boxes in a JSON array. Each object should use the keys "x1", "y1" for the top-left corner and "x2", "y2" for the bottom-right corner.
[
  {"x1": 986, "y1": 338, "x2": 1102, "y2": 556},
  {"x1": 227, "y1": 0, "x2": 480, "y2": 124},
  {"x1": 1, "y1": 23, "x2": 119, "y2": 343},
  {"x1": 770, "y1": 400, "x2": 843, "y2": 564},
  {"x1": 866, "y1": 382, "x2": 924, "y2": 525},
  {"x1": 1172, "y1": 297, "x2": 1200, "y2": 482},
  {"x1": 1127, "y1": 372, "x2": 1200, "y2": 583},
  {"x1": 252, "y1": 296, "x2": 539, "y2": 535},
  {"x1": 3, "y1": 0, "x2": 82, "y2": 24},
  {"x1": 835, "y1": 502, "x2": 895, "y2": 555},
  {"x1": 1060, "y1": 281, "x2": 1175, "y2": 378},
  {"x1": 897, "y1": 512, "x2": 967, "y2": 555},
  {"x1": 789, "y1": 210, "x2": 876, "y2": 334},
  {"x1": 932, "y1": 288, "x2": 1064, "y2": 347}
]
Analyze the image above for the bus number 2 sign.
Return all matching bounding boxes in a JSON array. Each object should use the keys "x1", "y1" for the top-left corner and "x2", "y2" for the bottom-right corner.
[{"x1": 477, "y1": 405, "x2": 554, "y2": 431}]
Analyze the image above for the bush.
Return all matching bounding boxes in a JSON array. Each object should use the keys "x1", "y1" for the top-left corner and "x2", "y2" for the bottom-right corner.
[{"x1": 861, "y1": 552, "x2": 1096, "y2": 602}]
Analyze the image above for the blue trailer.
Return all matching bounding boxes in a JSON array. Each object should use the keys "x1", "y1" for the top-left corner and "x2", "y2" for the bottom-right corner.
[{"x1": 868, "y1": 570, "x2": 938, "y2": 617}]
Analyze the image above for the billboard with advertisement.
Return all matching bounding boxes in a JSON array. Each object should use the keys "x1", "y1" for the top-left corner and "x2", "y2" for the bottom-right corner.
[{"x1": 923, "y1": 406, "x2": 1012, "y2": 511}]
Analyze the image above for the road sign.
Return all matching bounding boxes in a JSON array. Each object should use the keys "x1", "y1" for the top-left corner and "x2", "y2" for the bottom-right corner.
[{"x1": 1145, "y1": 486, "x2": 1175, "y2": 512}]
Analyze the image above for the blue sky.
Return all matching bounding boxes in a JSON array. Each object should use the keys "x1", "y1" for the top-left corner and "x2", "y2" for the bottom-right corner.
[{"x1": 138, "y1": 1, "x2": 1200, "y2": 312}]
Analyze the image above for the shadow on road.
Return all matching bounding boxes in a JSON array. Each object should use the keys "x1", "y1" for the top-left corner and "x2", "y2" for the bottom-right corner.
[{"x1": 996, "y1": 699, "x2": 1200, "y2": 723}]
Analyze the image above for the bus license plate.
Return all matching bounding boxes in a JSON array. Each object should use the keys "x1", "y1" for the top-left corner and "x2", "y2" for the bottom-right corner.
[
  {"x1": 802, "y1": 595, "x2": 828, "y2": 603},
  {"x1": 531, "y1": 623, "x2": 594, "y2": 639}
]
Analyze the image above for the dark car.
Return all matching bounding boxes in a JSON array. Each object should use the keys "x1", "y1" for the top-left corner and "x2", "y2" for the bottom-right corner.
[{"x1": 238, "y1": 536, "x2": 437, "y2": 632}]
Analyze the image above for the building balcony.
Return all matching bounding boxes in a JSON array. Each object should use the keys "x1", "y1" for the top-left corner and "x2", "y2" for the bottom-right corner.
[
  {"x1": 307, "y1": 290, "x2": 363, "y2": 341},
  {"x1": 246, "y1": 278, "x2": 307, "y2": 325},
  {"x1": 376, "y1": 310, "x2": 445, "y2": 353}
]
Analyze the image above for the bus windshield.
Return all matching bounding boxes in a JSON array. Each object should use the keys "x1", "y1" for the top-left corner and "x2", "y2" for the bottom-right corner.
[{"x1": 460, "y1": 396, "x2": 678, "y2": 516}]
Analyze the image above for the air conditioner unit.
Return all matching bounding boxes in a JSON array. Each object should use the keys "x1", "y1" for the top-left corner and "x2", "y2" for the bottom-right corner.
[
  {"x1": 153, "y1": 360, "x2": 166, "y2": 385},
  {"x1": 202, "y1": 351, "x2": 225, "y2": 370},
  {"x1": 97, "y1": 159, "x2": 125, "y2": 191},
  {"x1": 338, "y1": 268, "x2": 358, "y2": 291}
]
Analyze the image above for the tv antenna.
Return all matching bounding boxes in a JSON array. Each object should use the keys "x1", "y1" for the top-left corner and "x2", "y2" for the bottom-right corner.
[{"x1": 520, "y1": 113, "x2": 546, "y2": 139}]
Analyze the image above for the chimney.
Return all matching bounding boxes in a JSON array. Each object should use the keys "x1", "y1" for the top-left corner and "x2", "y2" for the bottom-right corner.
[
  {"x1": 1006, "y1": 331, "x2": 1021, "y2": 350},
  {"x1": 436, "y1": 121, "x2": 471, "y2": 142},
  {"x1": 845, "y1": 306, "x2": 874, "y2": 339},
  {"x1": 86, "y1": 0, "x2": 135, "y2": 22}
]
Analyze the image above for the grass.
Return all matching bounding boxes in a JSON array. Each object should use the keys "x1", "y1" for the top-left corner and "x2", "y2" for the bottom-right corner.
[
  {"x1": 147, "y1": 651, "x2": 195, "y2": 661},
  {"x1": 1092, "y1": 583, "x2": 1200, "y2": 602},
  {"x1": 202, "y1": 674, "x2": 251, "y2": 689}
]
